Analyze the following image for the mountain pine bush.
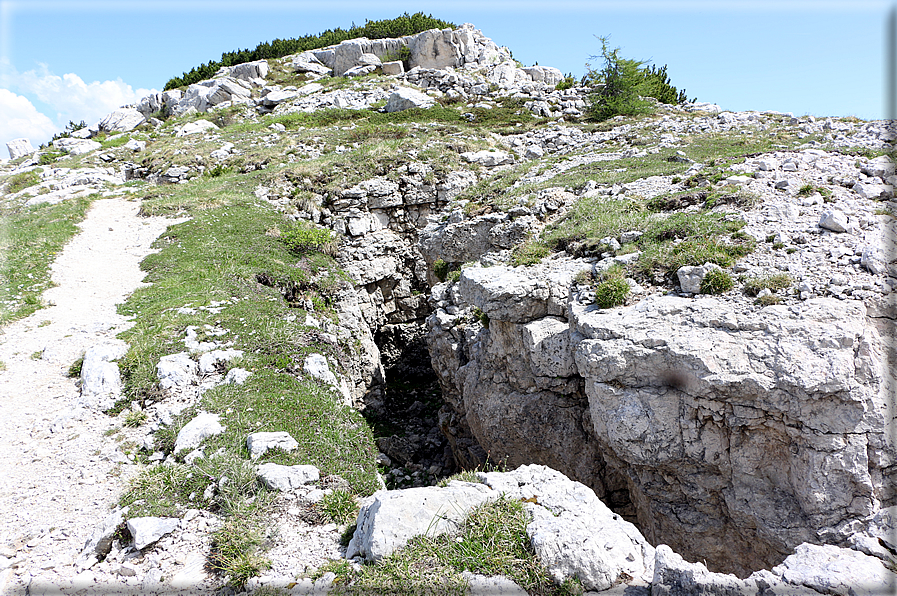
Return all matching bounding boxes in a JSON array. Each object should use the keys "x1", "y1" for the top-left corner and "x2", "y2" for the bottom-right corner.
[{"x1": 584, "y1": 36, "x2": 693, "y2": 121}]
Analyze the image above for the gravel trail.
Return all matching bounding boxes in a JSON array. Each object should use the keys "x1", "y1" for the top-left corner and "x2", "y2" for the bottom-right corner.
[{"x1": 0, "y1": 198, "x2": 178, "y2": 595}]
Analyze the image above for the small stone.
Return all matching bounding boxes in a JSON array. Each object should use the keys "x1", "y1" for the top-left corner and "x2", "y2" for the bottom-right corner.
[
  {"x1": 246, "y1": 432, "x2": 299, "y2": 459},
  {"x1": 819, "y1": 210, "x2": 849, "y2": 233}
]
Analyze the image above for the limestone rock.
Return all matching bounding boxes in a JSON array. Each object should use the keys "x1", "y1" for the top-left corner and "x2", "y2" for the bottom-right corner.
[
  {"x1": 651, "y1": 545, "x2": 757, "y2": 595},
  {"x1": 819, "y1": 209, "x2": 849, "y2": 232},
  {"x1": 53, "y1": 137, "x2": 101, "y2": 155},
  {"x1": 127, "y1": 517, "x2": 180, "y2": 550},
  {"x1": 223, "y1": 367, "x2": 251, "y2": 385},
  {"x1": 853, "y1": 182, "x2": 894, "y2": 200},
  {"x1": 291, "y1": 52, "x2": 332, "y2": 76},
  {"x1": 769, "y1": 543, "x2": 896, "y2": 596},
  {"x1": 304, "y1": 353, "x2": 337, "y2": 385},
  {"x1": 80, "y1": 342, "x2": 128, "y2": 410},
  {"x1": 676, "y1": 262, "x2": 721, "y2": 294},
  {"x1": 247, "y1": 431, "x2": 299, "y2": 459},
  {"x1": 861, "y1": 155, "x2": 895, "y2": 178},
  {"x1": 461, "y1": 150, "x2": 513, "y2": 167},
  {"x1": 77, "y1": 508, "x2": 125, "y2": 566},
  {"x1": 462, "y1": 572, "x2": 528, "y2": 596},
  {"x1": 156, "y1": 352, "x2": 197, "y2": 389},
  {"x1": 225, "y1": 60, "x2": 269, "y2": 81},
  {"x1": 6, "y1": 138, "x2": 35, "y2": 159},
  {"x1": 521, "y1": 66, "x2": 564, "y2": 86},
  {"x1": 98, "y1": 108, "x2": 145, "y2": 132},
  {"x1": 256, "y1": 463, "x2": 320, "y2": 491},
  {"x1": 408, "y1": 29, "x2": 461, "y2": 70},
  {"x1": 381, "y1": 61, "x2": 404, "y2": 76},
  {"x1": 173, "y1": 412, "x2": 225, "y2": 454},
  {"x1": 458, "y1": 266, "x2": 550, "y2": 323},
  {"x1": 175, "y1": 120, "x2": 219, "y2": 137},
  {"x1": 385, "y1": 87, "x2": 435, "y2": 112},
  {"x1": 484, "y1": 465, "x2": 654, "y2": 591},
  {"x1": 197, "y1": 348, "x2": 243, "y2": 374},
  {"x1": 346, "y1": 481, "x2": 497, "y2": 562}
]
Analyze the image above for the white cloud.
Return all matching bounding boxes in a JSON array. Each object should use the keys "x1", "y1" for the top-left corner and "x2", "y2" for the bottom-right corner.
[
  {"x1": 13, "y1": 63, "x2": 157, "y2": 127},
  {"x1": 0, "y1": 88, "x2": 58, "y2": 157}
]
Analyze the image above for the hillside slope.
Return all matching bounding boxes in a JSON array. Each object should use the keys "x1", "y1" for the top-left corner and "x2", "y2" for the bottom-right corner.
[{"x1": 0, "y1": 23, "x2": 894, "y2": 595}]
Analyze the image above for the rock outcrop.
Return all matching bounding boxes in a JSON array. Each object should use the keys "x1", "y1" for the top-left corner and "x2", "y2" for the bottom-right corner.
[{"x1": 428, "y1": 253, "x2": 895, "y2": 575}]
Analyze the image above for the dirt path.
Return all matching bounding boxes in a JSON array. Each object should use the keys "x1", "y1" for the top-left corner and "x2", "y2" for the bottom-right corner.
[{"x1": 0, "y1": 198, "x2": 179, "y2": 594}]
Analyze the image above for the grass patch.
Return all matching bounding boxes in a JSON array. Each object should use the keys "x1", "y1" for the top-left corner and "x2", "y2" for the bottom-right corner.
[
  {"x1": 699, "y1": 268, "x2": 734, "y2": 294},
  {"x1": 594, "y1": 265, "x2": 630, "y2": 309},
  {"x1": 542, "y1": 195, "x2": 755, "y2": 281},
  {"x1": 3, "y1": 170, "x2": 41, "y2": 194},
  {"x1": 741, "y1": 273, "x2": 792, "y2": 297},
  {"x1": 510, "y1": 240, "x2": 550, "y2": 267},
  {"x1": 319, "y1": 490, "x2": 358, "y2": 525},
  {"x1": 0, "y1": 195, "x2": 94, "y2": 324},
  {"x1": 343, "y1": 496, "x2": 579, "y2": 595}
]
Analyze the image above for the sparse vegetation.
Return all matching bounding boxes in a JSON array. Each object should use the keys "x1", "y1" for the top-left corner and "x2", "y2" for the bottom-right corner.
[
  {"x1": 511, "y1": 240, "x2": 550, "y2": 267},
  {"x1": 340, "y1": 496, "x2": 580, "y2": 595},
  {"x1": 742, "y1": 273, "x2": 793, "y2": 297},
  {"x1": 4, "y1": 170, "x2": 41, "y2": 194},
  {"x1": 700, "y1": 268, "x2": 734, "y2": 294},
  {"x1": 319, "y1": 490, "x2": 358, "y2": 525}
]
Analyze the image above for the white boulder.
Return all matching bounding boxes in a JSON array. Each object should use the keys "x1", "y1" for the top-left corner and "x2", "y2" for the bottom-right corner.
[
  {"x1": 346, "y1": 481, "x2": 498, "y2": 562},
  {"x1": 80, "y1": 342, "x2": 128, "y2": 410},
  {"x1": 6, "y1": 138, "x2": 35, "y2": 159},
  {"x1": 173, "y1": 412, "x2": 225, "y2": 454},
  {"x1": 127, "y1": 517, "x2": 180, "y2": 550},
  {"x1": 98, "y1": 108, "x2": 146, "y2": 132},
  {"x1": 385, "y1": 87, "x2": 435, "y2": 112},
  {"x1": 246, "y1": 431, "x2": 299, "y2": 459},
  {"x1": 256, "y1": 463, "x2": 320, "y2": 491}
]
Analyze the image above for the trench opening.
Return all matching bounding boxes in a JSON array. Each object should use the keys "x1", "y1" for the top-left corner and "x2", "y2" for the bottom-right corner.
[{"x1": 365, "y1": 324, "x2": 458, "y2": 489}]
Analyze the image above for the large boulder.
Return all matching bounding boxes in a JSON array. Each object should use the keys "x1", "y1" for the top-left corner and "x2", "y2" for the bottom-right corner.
[
  {"x1": 6, "y1": 138, "x2": 35, "y2": 159},
  {"x1": 481, "y1": 465, "x2": 655, "y2": 591},
  {"x1": 408, "y1": 29, "x2": 461, "y2": 70},
  {"x1": 429, "y1": 261, "x2": 895, "y2": 576},
  {"x1": 346, "y1": 481, "x2": 498, "y2": 562},
  {"x1": 225, "y1": 60, "x2": 268, "y2": 81},
  {"x1": 521, "y1": 66, "x2": 564, "y2": 86},
  {"x1": 173, "y1": 412, "x2": 225, "y2": 454},
  {"x1": 98, "y1": 108, "x2": 145, "y2": 132},
  {"x1": 53, "y1": 137, "x2": 101, "y2": 156},
  {"x1": 385, "y1": 87, "x2": 435, "y2": 112}
]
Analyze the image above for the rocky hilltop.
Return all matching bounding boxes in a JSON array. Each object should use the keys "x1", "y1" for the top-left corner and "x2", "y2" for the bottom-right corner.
[{"x1": 1, "y1": 23, "x2": 895, "y2": 595}]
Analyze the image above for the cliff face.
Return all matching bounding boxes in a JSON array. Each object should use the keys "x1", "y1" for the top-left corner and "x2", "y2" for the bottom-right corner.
[
  {"x1": 421, "y1": 141, "x2": 896, "y2": 575},
  {"x1": 428, "y1": 259, "x2": 893, "y2": 574}
]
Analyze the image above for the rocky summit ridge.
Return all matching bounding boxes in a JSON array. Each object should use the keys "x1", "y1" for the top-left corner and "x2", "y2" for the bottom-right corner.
[{"x1": 1, "y1": 22, "x2": 895, "y2": 595}]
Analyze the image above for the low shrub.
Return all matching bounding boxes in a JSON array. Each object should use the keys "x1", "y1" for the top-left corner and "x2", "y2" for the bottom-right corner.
[
  {"x1": 594, "y1": 265, "x2": 630, "y2": 308},
  {"x1": 433, "y1": 258, "x2": 449, "y2": 282},
  {"x1": 279, "y1": 223, "x2": 337, "y2": 256},
  {"x1": 511, "y1": 240, "x2": 550, "y2": 267},
  {"x1": 742, "y1": 273, "x2": 792, "y2": 297},
  {"x1": 700, "y1": 268, "x2": 734, "y2": 294}
]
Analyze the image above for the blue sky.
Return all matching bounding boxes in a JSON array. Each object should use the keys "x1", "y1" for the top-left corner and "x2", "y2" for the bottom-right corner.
[{"x1": 1, "y1": 1, "x2": 893, "y2": 158}]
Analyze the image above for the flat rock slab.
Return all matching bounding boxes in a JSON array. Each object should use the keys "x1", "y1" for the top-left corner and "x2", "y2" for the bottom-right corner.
[
  {"x1": 247, "y1": 431, "x2": 299, "y2": 459},
  {"x1": 127, "y1": 517, "x2": 180, "y2": 550},
  {"x1": 257, "y1": 463, "x2": 320, "y2": 491},
  {"x1": 346, "y1": 481, "x2": 497, "y2": 562}
]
